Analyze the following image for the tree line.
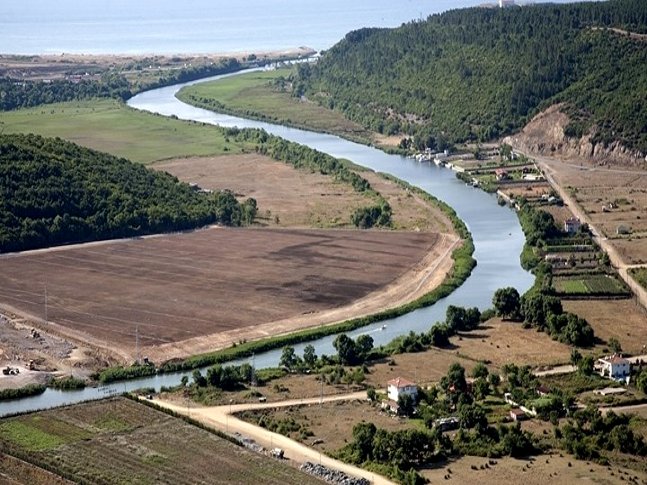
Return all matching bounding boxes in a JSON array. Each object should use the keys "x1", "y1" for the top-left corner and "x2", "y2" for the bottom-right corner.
[
  {"x1": 0, "y1": 134, "x2": 257, "y2": 253},
  {"x1": 295, "y1": 0, "x2": 646, "y2": 154}
]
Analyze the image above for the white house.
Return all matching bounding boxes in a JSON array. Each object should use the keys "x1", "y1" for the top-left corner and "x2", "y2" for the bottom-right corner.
[
  {"x1": 564, "y1": 217, "x2": 581, "y2": 234},
  {"x1": 387, "y1": 377, "x2": 418, "y2": 402},
  {"x1": 598, "y1": 354, "x2": 631, "y2": 380}
]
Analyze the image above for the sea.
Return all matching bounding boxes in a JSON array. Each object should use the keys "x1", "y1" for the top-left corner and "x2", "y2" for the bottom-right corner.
[{"x1": 1, "y1": 0, "x2": 590, "y2": 55}]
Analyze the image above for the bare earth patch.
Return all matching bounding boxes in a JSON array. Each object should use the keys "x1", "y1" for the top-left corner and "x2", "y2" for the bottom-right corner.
[
  {"x1": 155, "y1": 154, "x2": 367, "y2": 228},
  {"x1": 0, "y1": 227, "x2": 456, "y2": 363},
  {"x1": 563, "y1": 299, "x2": 647, "y2": 354},
  {"x1": 422, "y1": 454, "x2": 646, "y2": 485}
]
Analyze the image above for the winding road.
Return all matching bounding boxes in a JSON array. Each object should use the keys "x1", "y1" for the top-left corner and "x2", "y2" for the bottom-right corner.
[{"x1": 148, "y1": 391, "x2": 396, "y2": 485}]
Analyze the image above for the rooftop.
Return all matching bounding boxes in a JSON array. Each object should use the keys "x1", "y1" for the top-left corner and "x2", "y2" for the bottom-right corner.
[{"x1": 387, "y1": 377, "x2": 416, "y2": 388}]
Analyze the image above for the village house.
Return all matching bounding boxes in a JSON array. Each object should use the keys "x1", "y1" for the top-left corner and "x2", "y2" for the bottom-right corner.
[
  {"x1": 598, "y1": 354, "x2": 631, "y2": 380},
  {"x1": 495, "y1": 168, "x2": 509, "y2": 181},
  {"x1": 387, "y1": 377, "x2": 418, "y2": 402},
  {"x1": 509, "y1": 408, "x2": 527, "y2": 421},
  {"x1": 564, "y1": 217, "x2": 581, "y2": 234}
]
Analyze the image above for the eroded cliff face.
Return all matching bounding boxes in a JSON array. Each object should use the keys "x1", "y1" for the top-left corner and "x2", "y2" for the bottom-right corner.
[{"x1": 504, "y1": 104, "x2": 646, "y2": 168}]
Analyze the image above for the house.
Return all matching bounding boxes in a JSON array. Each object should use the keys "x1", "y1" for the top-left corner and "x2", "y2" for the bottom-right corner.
[
  {"x1": 510, "y1": 408, "x2": 527, "y2": 421},
  {"x1": 598, "y1": 354, "x2": 631, "y2": 380},
  {"x1": 495, "y1": 169, "x2": 509, "y2": 181},
  {"x1": 387, "y1": 377, "x2": 418, "y2": 402},
  {"x1": 564, "y1": 217, "x2": 581, "y2": 234}
]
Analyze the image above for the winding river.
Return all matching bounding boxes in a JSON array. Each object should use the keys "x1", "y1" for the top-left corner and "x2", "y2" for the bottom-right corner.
[{"x1": 0, "y1": 69, "x2": 533, "y2": 417}]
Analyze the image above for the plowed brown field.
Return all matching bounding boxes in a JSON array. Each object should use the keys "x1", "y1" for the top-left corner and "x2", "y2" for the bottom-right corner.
[{"x1": 0, "y1": 227, "x2": 447, "y2": 361}]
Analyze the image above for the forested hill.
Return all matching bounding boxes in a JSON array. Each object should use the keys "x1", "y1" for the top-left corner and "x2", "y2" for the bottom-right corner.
[
  {"x1": 0, "y1": 134, "x2": 256, "y2": 252},
  {"x1": 296, "y1": 0, "x2": 647, "y2": 154}
]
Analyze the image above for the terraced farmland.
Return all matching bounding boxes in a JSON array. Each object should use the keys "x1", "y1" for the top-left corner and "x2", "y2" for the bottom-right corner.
[{"x1": 0, "y1": 397, "x2": 323, "y2": 485}]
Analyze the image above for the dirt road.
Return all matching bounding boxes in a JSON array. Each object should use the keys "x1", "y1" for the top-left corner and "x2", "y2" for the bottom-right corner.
[
  {"x1": 522, "y1": 150, "x2": 647, "y2": 310},
  {"x1": 151, "y1": 392, "x2": 396, "y2": 485}
]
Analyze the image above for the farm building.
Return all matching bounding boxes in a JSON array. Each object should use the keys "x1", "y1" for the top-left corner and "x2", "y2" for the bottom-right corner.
[
  {"x1": 510, "y1": 409, "x2": 527, "y2": 421},
  {"x1": 495, "y1": 169, "x2": 509, "y2": 181},
  {"x1": 387, "y1": 377, "x2": 418, "y2": 402},
  {"x1": 597, "y1": 354, "x2": 631, "y2": 380},
  {"x1": 564, "y1": 217, "x2": 581, "y2": 234},
  {"x1": 617, "y1": 225, "x2": 632, "y2": 235}
]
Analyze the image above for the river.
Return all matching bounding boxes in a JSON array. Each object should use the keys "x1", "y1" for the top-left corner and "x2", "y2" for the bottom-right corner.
[{"x1": 0, "y1": 69, "x2": 533, "y2": 417}]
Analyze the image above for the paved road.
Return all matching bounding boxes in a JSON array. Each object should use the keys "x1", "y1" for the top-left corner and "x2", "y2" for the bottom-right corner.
[{"x1": 151, "y1": 391, "x2": 396, "y2": 485}]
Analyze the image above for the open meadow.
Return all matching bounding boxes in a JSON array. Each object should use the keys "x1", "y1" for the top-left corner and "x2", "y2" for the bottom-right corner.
[
  {"x1": 0, "y1": 227, "x2": 445, "y2": 362},
  {"x1": 0, "y1": 99, "x2": 254, "y2": 164},
  {"x1": 176, "y1": 68, "x2": 383, "y2": 146},
  {"x1": 0, "y1": 397, "x2": 324, "y2": 485}
]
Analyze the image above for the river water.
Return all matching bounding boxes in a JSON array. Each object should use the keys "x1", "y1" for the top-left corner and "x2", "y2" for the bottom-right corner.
[{"x1": 0, "y1": 69, "x2": 533, "y2": 416}]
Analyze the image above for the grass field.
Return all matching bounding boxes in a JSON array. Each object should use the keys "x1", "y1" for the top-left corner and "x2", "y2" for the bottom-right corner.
[
  {"x1": 176, "y1": 68, "x2": 378, "y2": 145},
  {"x1": 0, "y1": 99, "x2": 254, "y2": 164},
  {"x1": 553, "y1": 274, "x2": 629, "y2": 296},
  {"x1": 630, "y1": 267, "x2": 647, "y2": 291},
  {"x1": 0, "y1": 398, "x2": 324, "y2": 485}
]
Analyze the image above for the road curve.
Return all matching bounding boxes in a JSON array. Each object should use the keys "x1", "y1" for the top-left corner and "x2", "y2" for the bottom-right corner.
[{"x1": 150, "y1": 391, "x2": 396, "y2": 485}]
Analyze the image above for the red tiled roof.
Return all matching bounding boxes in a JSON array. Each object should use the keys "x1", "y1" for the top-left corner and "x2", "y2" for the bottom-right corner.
[
  {"x1": 387, "y1": 377, "x2": 416, "y2": 388},
  {"x1": 603, "y1": 355, "x2": 629, "y2": 365}
]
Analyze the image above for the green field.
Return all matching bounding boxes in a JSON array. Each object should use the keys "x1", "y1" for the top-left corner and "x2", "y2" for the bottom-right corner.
[
  {"x1": 0, "y1": 398, "x2": 323, "y2": 485},
  {"x1": 0, "y1": 99, "x2": 255, "y2": 164},
  {"x1": 554, "y1": 274, "x2": 630, "y2": 296},
  {"x1": 177, "y1": 68, "x2": 376, "y2": 144},
  {"x1": 629, "y1": 267, "x2": 647, "y2": 291}
]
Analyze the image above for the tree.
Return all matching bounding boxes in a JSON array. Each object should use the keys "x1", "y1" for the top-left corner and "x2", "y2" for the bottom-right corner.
[
  {"x1": 367, "y1": 387, "x2": 377, "y2": 402},
  {"x1": 192, "y1": 369, "x2": 207, "y2": 387},
  {"x1": 488, "y1": 372, "x2": 501, "y2": 388},
  {"x1": 398, "y1": 393, "x2": 416, "y2": 417},
  {"x1": 471, "y1": 362, "x2": 489, "y2": 379},
  {"x1": 180, "y1": 375, "x2": 189, "y2": 387},
  {"x1": 577, "y1": 355, "x2": 595, "y2": 376},
  {"x1": 608, "y1": 337, "x2": 622, "y2": 354},
  {"x1": 334, "y1": 334, "x2": 358, "y2": 365},
  {"x1": 355, "y1": 334, "x2": 374, "y2": 359},
  {"x1": 279, "y1": 346, "x2": 300, "y2": 369},
  {"x1": 570, "y1": 348, "x2": 583, "y2": 366},
  {"x1": 303, "y1": 344, "x2": 317, "y2": 368},
  {"x1": 429, "y1": 324, "x2": 451, "y2": 347},
  {"x1": 493, "y1": 287, "x2": 521, "y2": 320}
]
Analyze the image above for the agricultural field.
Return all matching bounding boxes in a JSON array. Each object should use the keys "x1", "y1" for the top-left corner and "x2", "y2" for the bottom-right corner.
[
  {"x1": 0, "y1": 398, "x2": 324, "y2": 485},
  {"x1": 0, "y1": 99, "x2": 254, "y2": 164},
  {"x1": 553, "y1": 274, "x2": 630, "y2": 297},
  {"x1": 0, "y1": 227, "x2": 448, "y2": 363},
  {"x1": 176, "y1": 68, "x2": 378, "y2": 145},
  {"x1": 563, "y1": 300, "x2": 647, "y2": 354},
  {"x1": 155, "y1": 154, "x2": 369, "y2": 229},
  {"x1": 541, "y1": 159, "x2": 647, "y2": 265}
]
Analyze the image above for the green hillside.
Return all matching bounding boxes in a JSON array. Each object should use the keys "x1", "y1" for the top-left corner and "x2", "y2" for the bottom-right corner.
[
  {"x1": 295, "y1": 0, "x2": 647, "y2": 153},
  {"x1": 0, "y1": 134, "x2": 256, "y2": 252}
]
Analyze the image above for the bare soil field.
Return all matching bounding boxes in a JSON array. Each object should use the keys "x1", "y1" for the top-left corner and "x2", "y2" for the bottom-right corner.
[
  {"x1": 500, "y1": 183, "x2": 551, "y2": 200},
  {"x1": 0, "y1": 397, "x2": 323, "y2": 485},
  {"x1": 156, "y1": 154, "x2": 454, "y2": 233},
  {"x1": 422, "y1": 454, "x2": 647, "y2": 485},
  {"x1": 155, "y1": 154, "x2": 368, "y2": 228},
  {"x1": 237, "y1": 399, "x2": 413, "y2": 454},
  {"x1": 563, "y1": 299, "x2": 647, "y2": 354},
  {"x1": 0, "y1": 453, "x2": 73, "y2": 485},
  {"x1": 0, "y1": 227, "x2": 450, "y2": 363}
]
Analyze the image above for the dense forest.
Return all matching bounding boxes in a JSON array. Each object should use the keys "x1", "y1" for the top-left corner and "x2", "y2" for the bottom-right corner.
[
  {"x1": 0, "y1": 58, "x2": 243, "y2": 111},
  {"x1": 295, "y1": 0, "x2": 647, "y2": 153},
  {"x1": 0, "y1": 134, "x2": 257, "y2": 252}
]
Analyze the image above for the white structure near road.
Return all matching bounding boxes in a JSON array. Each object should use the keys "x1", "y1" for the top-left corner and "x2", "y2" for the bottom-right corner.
[
  {"x1": 598, "y1": 354, "x2": 631, "y2": 380},
  {"x1": 387, "y1": 377, "x2": 418, "y2": 402}
]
